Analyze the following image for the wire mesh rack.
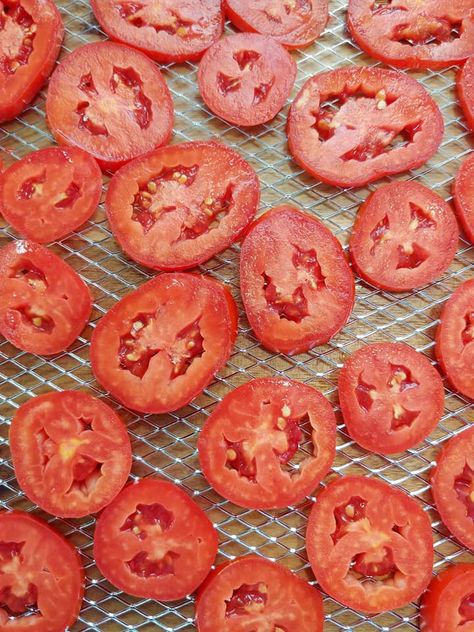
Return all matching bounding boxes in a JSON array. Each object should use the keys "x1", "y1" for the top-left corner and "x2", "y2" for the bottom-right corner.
[{"x1": 1, "y1": 0, "x2": 474, "y2": 630}]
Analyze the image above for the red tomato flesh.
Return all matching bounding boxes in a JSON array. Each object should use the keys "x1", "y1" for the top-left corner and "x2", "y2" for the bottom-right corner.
[
  {"x1": 421, "y1": 564, "x2": 474, "y2": 631},
  {"x1": 458, "y1": 54, "x2": 474, "y2": 133},
  {"x1": 453, "y1": 152, "x2": 474, "y2": 245}
]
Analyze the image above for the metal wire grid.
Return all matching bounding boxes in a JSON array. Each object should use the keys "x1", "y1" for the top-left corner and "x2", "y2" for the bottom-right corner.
[{"x1": 0, "y1": 0, "x2": 474, "y2": 630}]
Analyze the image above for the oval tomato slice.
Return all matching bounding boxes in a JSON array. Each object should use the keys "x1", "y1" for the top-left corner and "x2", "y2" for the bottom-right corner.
[
  {"x1": 46, "y1": 41, "x2": 174, "y2": 171},
  {"x1": 287, "y1": 66, "x2": 444, "y2": 188},
  {"x1": 198, "y1": 33, "x2": 296, "y2": 127},
  {"x1": 90, "y1": 272, "x2": 237, "y2": 413},
  {"x1": 420, "y1": 564, "x2": 474, "y2": 631},
  {"x1": 350, "y1": 181, "x2": 458, "y2": 292},
  {"x1": 453, "y1": 153, "x2": 474, "y2": 245},
  {"x1": 106, "y1": 141, "x2": 260, "y2": 271},
  {"x1": 195, "y1": 556, "x2": 324, "y2": 631},
  {"x1": 306, "y1": 476, "x2": 433, "y2": 613},
  {"x1": 0, "y1": 240, "x2": 92, "y2": 355},
  {"x1": 240, "y1": 206, "x2": 354, "y2": 355},
  {"x1": 0, "y1": 511, "x2": 83, "y2": 631},
  {"x1": 198, "y1": 377, "x2": 336, "y2": 509},
  {"x1": 94, "y1": 478, "x2": 217, "y2": 601},
  {"x1": 459, "y1": 56, "x2": 474, "y2": 133}
]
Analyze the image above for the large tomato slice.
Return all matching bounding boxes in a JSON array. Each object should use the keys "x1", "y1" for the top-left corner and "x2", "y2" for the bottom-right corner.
[
  {"x1": 93, "y1": 478, "x2": 218, "y2": 601},
  {"x1": 106, "y1": 141, "x2": 260, "y2": 271},
  {"x1": 459, "y1": 56, "x2": 474, "y2": 133},
  {"x1": 0, "y1": 240, "x2": 92, "y2": 355},
  {"x1": 90, "y1": 272, "x2": 237, "y2": 413},
  {"x1": 420, "y1": 564, "x2": 474, "y2": 631},
  {"x1": 240, "y1": 206, "x2": 354, "y2": 355},
  {"x1": 287, "y1": 66, "x2": 444, "y2": 188},
  {"x1": 453, "y1": 153, "x2": 474, "y2": 245},
  {"x1": 0, "y1": 511, "x2": 83, "y2": 631},
  {"x1": 45, "y1": 41, "x2": 174, "y2": 171},
  {"x1": 198, "y1": 377, "x2": 336, "y2": 509},
  {"x1": 350, "y1": 181, "x2": 458, "y2": 292}
]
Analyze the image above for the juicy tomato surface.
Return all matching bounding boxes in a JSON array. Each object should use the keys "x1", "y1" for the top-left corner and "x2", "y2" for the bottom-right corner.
[
  {"x1": 287, "y1": 66, "x2": 444, "y2": 188},
  {"x1": 0, "y1": 0, "x2": 63, "y2": 123},
  {"x1": 0, "y1": 147, "x2": 102, "y2": 243},
  {"x1": 0, "y1": 511, "x2": 83, "y2": 631},
  {"x1": 106, "y1": 141, "x2": 260, "y2": 271},
  {"x1": 453, "y1": 152, "x2": 474, "y2": 244},
  {"x1": 198, "y1": 377, "x2": 336, "y2": 509},
  {"x1": 90, "y1": 272, "x2": 237, "y2": 413},
  {"x1": 420, "y1": 564, "x2": 474, "y2": 631},
  {"x1": 198, "y1": 33, "x2": 296, "y2": 127},
  {"x1": 90, "y1": 0, "x2": 224, "y2": 63},
  {"x1": 195, "y1": 556, "x2": 324, "y2": 632},
  {"x1": 94, "y1": 478, "x2": 218, "y2": 601},
  {"x1": 306, "y1": 476, "x2": 433, "y2": 613},
  {"x1": 0, "y1": 240, "x2": 92, "y2": 355},
  {"x1": 350, "y1": 181, "x2": 458, "y2": 292},
  {"x1": 240, "y1": 206, "x2": 354, "y2": 355},
  {"x1": 45, "y1": 41, "x2": 174, "y2": 171},
  {"x1": 458, "y1": 55, "x2": 474, "y2": 133}
]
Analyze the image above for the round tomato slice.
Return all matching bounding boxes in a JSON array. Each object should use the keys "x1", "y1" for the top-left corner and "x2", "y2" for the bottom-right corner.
[
  {"x1": 0, "y1": 0, "x2": 63, "y2": 123},
  {"x1": 453, "y1": 153, "x2": 474, "y2": 245},
  {"x1": 0, "y1": 240, "x2": 92, "y2": 355},
  {"x1": 195, "y1": 556, "x2": 324, "y2": 632},
  {"x1": 106, "y1": 141, "x2": 260, "y2": 271},
  {"x1": 94, "y1": 478, "x2": 217, "y2": 601},
  {"x1": 306, "y1": 476, "x2": 433, "y2": 614},
  {"x1": 240, "y1": 206, "x2": 354, "y2": 355},
  {"x1": 350, "y1": 181, "x2": 458, "y2": 292},
  {"x1": 459, "y1": 56, "x2": 474, "y2": 133},
  {"x1": 420, "y1": 564, "x2": 474, "y2": 631},
  {"x1": 197, "y1": 33, "x2": 296, "y2": 127},
  {"x1": 0, "y1": 511, "x2": 83, "y2": 631},
  {"x1": 90, "y1": 272, "x2": 237, "y2": 413},
  {"x1": 46, "y1": 41, "x2": 174, "y2": 171},
  {"x1": 287, "y1": 66, "x2": 444, "y2": 188}
]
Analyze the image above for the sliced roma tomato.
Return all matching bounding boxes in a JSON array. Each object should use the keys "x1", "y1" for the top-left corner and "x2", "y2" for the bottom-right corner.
[
  {"x1": 420, "y1": 564, "x2": 474, "y2": 631},
  {"x1": 94, "y1": 478, "x2": 217, "y2": 601},
  {"x1": 0, "y1": 147, "x2": 102, "y2": 243},
  {"x1": 0, "y1": 511, "x2": 83, "y2": 631},
  {"x1": 90, "y1": 0, "x2": 224, "y2": 63},
  {"x1": 198, "y1": 377, "x2": 336, "y2": 509},
  {"x1": 458, "y1": 54, "x2": 474, "y2": 132},
  {"x1": 453, "y1": 153, "x2": 474, "y2": 245},
  {"x1": 287, "y1": 66, "x2": 444, "y2": 188},
  {"x1": 10, "y1": 391, "x2": 132, "y2": 518},
  {"x1": 45, "y1": 41, "x2": 174, "y2": 171},
  {"x1": 0, "y1": 240, "x2": 92, "y2": 355},
  {"x1": 0, "y1": 0, "x2": 63, "y2": 123},
  {"x1": 90, "y1": 272, "x2": 237, "y2": 413},
  {"x1": 197, "y1": 33, "x2": 296, "y2": 127},
  {"x1": 240, "y1": 206, "x2": 354, "y2": 355},
  {"x1": 307, "y1": 476, "x2": 433, "y2": 614},
  {"x1": 195, "y1": 556, "x2": 324, "y2": 631},
  {"x1": 106, "y1": 141, "x2": 260, "y2": 271},
  {"x1": 350, "y1": 181, "x2": 458, "y2": 292}
]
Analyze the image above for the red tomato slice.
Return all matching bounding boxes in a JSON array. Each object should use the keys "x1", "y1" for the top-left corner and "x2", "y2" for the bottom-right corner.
[
  {"x1": 0, "y1": 511, "x2": 83, "y2": 631},
  {"x1": 90, "y1": 0, "x2": 224, "y2": 63},
  {"x1": 0, "y1": 240, "x2": 92, "y2": 355},
  {"x1": 93, "y1": 478, "x2": 218, "y2": 601},
  {"x1": 106, "y1": 141, "x2": 260, "y2": 271},
  {"x1": 45, "y1": 41, "x2": 174, "y2": 171},
  {"x1": 306, "y1": 476, "x2": 433, "y2": 613},
  {"x1": 350, "y1": 181, "x2": 458, "y2": 292},
  {"x1": 0, "y1": 147, "x2": 102, "y2": 243},
  {"x1": 0, "y1": 0, "x2": 63, "y2": 123},
  {"x1": 90, "y1": 272, "x2": 237, "y2": 413},
  {"x1": 197, "y1": 33, "x2": 296, "y2": 127},
  {"x1": 240, "y1": 206, "x2": 354, "y2": 355},
  {"x1": 10, "y1": 391, "x2": 132, "y2": 518},
  {"x1": 453, "y1": 153, "x2": 474, "y2": 245},
  {"x1": 195, "y1": 556, "x2": 324, "y2": 631},
  {"x1": 287, "y1": 66, "x2": 444, "y2": 188},
  {"x1": 458, "y1": 54, "x2": 474, "y2": 133},
  {"x1": 198, "y1": 377, "x2": 336, "y2": 509},
  {"x1": 420, "y1": 564, "x2": 474, "y2": 631}
]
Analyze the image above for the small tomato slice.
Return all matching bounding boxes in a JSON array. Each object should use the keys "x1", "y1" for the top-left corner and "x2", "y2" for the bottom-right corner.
[
  {"x1": 453, "y1": 152, "x2": 474, "y2": 245},
  {"x1": 458, "y1": 55, "x2": 474, "y2": 133},
  {"x1": 420, "y1": 564, "x2": 474, "y2": 631}
]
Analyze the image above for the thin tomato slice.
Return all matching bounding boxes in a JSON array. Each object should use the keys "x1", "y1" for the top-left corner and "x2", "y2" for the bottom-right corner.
[
  {"x1": 453, "y1": 153, "x2": 474, "y2": 245},
  {"x1": 459, "y1": 56, "x2": 474, "y2": 133},
  {"x1": 420, "y1": 564, "x2": 474, "y2": 631}
]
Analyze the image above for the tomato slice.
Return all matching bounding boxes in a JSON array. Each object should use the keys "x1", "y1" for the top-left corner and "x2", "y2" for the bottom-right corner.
[
  {"x1": 45, "y1": 41, "x2": 174, "y2": 171},
  {"x1": 240, "y1": 206, "x2": 354, "y2": 355},
  {"x1": 0, "y1": 240, "x2": 92, "y2": 355},
  {"x1": 106, "y1": 141, "x2": 260, "y2": 271},
  {"x1": 90, "y1": 272, "x2": 237, "y2": 413},
  {"x1": 93, "y1": 478, "x2": 217, "y2": 601},
  {"x1": 195, "y1": 556, "x2": 324, "y2": 631},
  {"x1": 197, "y1": 33, "x2": 296, "y2": 127},
  {"x1": 306, "y1": 476, "x2": 433, "y2": 613},
  {"x1": 458, "y1": 56, "x2": 474, "y2": 133},
  {"x1": 420, "y1": 564, "x2": 474, "y2": 631},
  {"x1": 287, "y1": 66, "x2": 444, "y2": 188},
  {"x1": 453, "y1": 153, "x2": 474, "y2": 245},
  {"x1": 0, "y1": 511, "x2": 83, "y2": 631},
  {"x1": 350, "y1": 181, "x2": 458, "y2": 292}
]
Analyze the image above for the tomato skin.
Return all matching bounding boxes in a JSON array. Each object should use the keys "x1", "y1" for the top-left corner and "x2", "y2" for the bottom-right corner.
[
  {"x1": 453, "y1": 153, "x2": 474, "y2": 245},
  {"x1": 458, "y1": 56, "x2": 474, "y2": 133},
  {"x1": 420, "y1": 564, "x2": 474, "y2": 631}
]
